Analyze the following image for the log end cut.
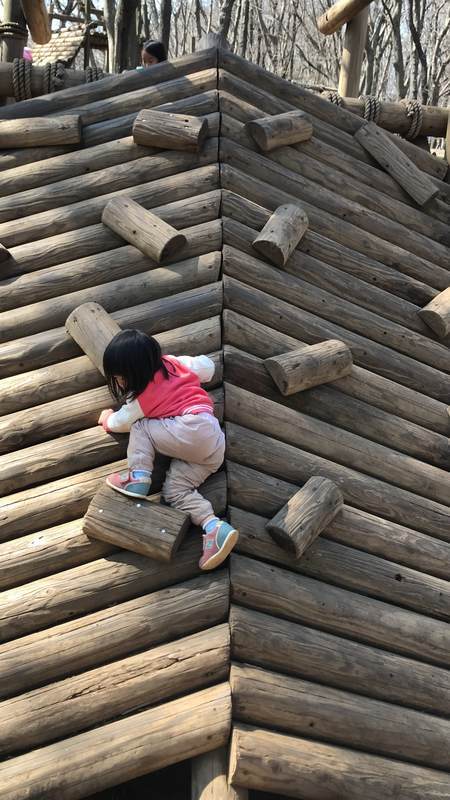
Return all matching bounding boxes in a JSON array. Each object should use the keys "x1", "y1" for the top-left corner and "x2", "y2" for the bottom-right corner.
[{"x1": 419, "y1": 288, "x2": 450, "y2": 339}]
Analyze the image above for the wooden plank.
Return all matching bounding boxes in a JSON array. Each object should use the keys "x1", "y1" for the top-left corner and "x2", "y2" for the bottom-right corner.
[
  {"x1": 229, "y1": 724, "x2": 450, "y2": 799},
  {"x1": 1, "y1": 625, "x2": 229, "y2": 755},
  {"x1": 246, "y1": 111, "x2": 313, "y2": 151},
  {"x1": 266, "y1": 477, "x2": 343, "y2": 558},
  {"x1": 355, "y1": 122, "x2": 439, "y2": 207},
  {"x1": 133, "y1": 109, "x2": 208, "y2": 151},
  {"x1": 83, "y1": 484, "x2": 190, "y2": 561},
  {"x1": 0, "y1": 116, "x2": 81, "y2": 149},
  {"x1": 252, "y1": 203, "x2": 308, "y2": 267},
  {"x1": 0, "y1": 684, "x2": 231, "y2": 800},
  {"x1": 231, "y1": 663, "x2": 450, "y2": 770},
  {"x1": 265, "y1": 341, "x2": 353, "y2": 394},
  {"x1": 102, "y1": 196, "x2": 187, "y2": 262},
  {"x1": 192, "y1": 747, "x2": 248, "y2": 799},
  {"x1": 230, "y1": 605, "x2": 450, "y2": 715}
]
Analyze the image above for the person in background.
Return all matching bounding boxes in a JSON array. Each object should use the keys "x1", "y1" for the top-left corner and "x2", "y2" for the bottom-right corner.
[{"x1": 137, "y1": 40, "x2": 167, "y2": 69}]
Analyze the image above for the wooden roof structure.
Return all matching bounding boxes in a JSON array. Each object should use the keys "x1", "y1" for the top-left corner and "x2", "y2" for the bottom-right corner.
[
  {"x1": 0, "y1": 42, "x2": 450, "y2": 799},
  {"x1": 31, "y1": 23, "x2": 89, "y2": 66}
]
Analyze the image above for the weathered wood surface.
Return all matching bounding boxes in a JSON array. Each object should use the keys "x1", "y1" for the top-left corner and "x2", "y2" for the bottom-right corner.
[
  {"x1": 0, "y1": 281, "x2": 222, "y2": 378},
  {"x1": 266, "y1": 477, "x2": 343, "y2": 557},
  {"x1": 0, "y1": 243, "x2": 10, "y2": 263},
  {"x1": 252, "y1": 204, "x2": 308, "y2": 267},
  {"x1": 83, "y1": 484, "x2": 190, "y2": 561},
  {"x1": 0, "y1": 684, "x2": 231, "y2": 800},
  {"x1": 0, "y1": 116, "x2": 81, "y2": 149},
  {"x1": 222, "y1": 191, "x2": 439, "y2": 305},
  {"x1": 231, "y1": 663, "x2": 450, "y2": 770},
  {"x1": 0, "y1": 316, "x2": 221, "y2": 417},
  {"x1": 0, "y1": 567, "x2": 228, "y2": 694},
  {"x1": 338, "y1": 7, "x2": 370, "y2": 97},
  {"x1": 419, "y1": 288, "x2": 450, "y2": 339},
  {"x1": 317, "y1": 0, "x2": 372, "y2": 33},
  {"x1": 223, "y1": 275, "x2": 450, "y2": 403},
  {"x1": 65, "y1": 302, "x2": 120, "y2": 374},
  {"x1": 102, "y1": 196, "x2": 187, "y2": 263},
  {"x1": 0, "y1": 157, "x2": 219, "y2": 249},
  {"x1": 230, "y1": 605, "x2": 450, "y2": 714},
  {"x1": 227, "y1": 461, "x2": 450, "y2": 580},
  {"x1": 18, "y1": 0, "x2": 51, "y2": 43},
  {"x1": 265, "y1": 340, "x2": 353, "y2": 395},
  {"x1": 226, "y1": 422, "x2": 450, "y2": 539},
  {"x1": 219, "y1": 55, "x2": 448, "y2": 177},
  {"x1": 231, "y1": 505, "x2": 450, "y2": 619},
  {"x1": 229, "y1": 724, "x2": 450, "y2": 800},
  {"x1": 0, "y1": 625, "x2": 229, "y2": 755},
  {"x1": 222, "y1": 310, "x2": 450, "y2": 436},
  {"x1": 192, "y1": 747, "x2": 248, "y2": 799},
  {"x1": 247, "y1": 111, "x2": 313, "y2": 151},
  {"x1": 231, "y1": 553, "x2": 450, "y2": 666},
  {"x1": 133, "y1": 109, "x2": 208, "y2": 151},
  {"x1": 0, "y1": 251, "x2": 221, "y2": 341},
  {"x1": 355, "y1": 122, "x2": 439, "y2": 207}
]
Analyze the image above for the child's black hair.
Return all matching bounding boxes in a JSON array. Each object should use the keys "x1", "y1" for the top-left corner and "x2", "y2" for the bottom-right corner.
[
  {"x1": 142, "y1": 39, "x2": 167, "y2": 62},
  {"x1": 103, "y1": 329, "x2": 169, "y2": 403}
]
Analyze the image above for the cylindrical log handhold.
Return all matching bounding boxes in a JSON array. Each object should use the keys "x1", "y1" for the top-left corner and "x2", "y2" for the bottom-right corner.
[
  {"x1": 65, "y1": 302, "x2": 121, "y2": 375},
  {"x1": 246, "y1": 110, "x2": 313, "y2": 152},
  {"x1": 317, "y1": 0, "x2": 373, "y2": 34},
  {"x1": 21, "y1": 0, "x2": 51, "y2": 43},
  {"x1": 419, "y1": 289, "x2": 450, "y2": 339},
  {"x1": 265, "y1": 340, "x2": 353, "y2": 395},
  {"x1": 83, "y1": 484, "x2": 190, "y2": 561},
  {"x1": 102, "y1": 196, "x2": 187, "y2": 263},
  {"x1": 133, "y1": 109, "x2": 209, "y2": 152},
  {"x1": 192, "y1": 747, "x2": 248, "y2": 799},
  {"x1": 252, "y1": 203, "x2": 309, "y2": 267},
  {"x1": 0, "y1": 116, "x2": 81, "y2": 148},
  {"x1": 266, "y1": 476, "x2": 343, "y2": 558}
]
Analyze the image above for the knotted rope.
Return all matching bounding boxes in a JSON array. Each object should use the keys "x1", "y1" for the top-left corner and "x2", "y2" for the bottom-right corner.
[
  {"x1": 401, "y1": 98, "x2": 423, "y2": 140},
  {"x1": 359, "y1": 94, "x2": 382, "y2": 125},
  {"x1": 325, "y1": 90, "x2": 343, "y2": 106},
  {"x1": 12, "y1": 57, "x2": 32, "y2": 101}
]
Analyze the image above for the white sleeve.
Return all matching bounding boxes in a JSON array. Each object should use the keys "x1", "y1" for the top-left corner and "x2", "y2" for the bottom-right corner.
[
  {"x1": 175, "y1": 354, "x2": 215, "y2": 384},
  {"x1": 106, "y1": 398, "x2": 144, "y2": 433}
]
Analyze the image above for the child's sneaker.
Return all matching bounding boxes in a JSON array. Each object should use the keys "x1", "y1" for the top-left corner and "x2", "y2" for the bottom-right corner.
[
  {"x1": 199, "y1": 521, "x2": 239, "y2": 570},
  {"x1": 106, "y1": 470, "x2": 152, "y2": 500}
]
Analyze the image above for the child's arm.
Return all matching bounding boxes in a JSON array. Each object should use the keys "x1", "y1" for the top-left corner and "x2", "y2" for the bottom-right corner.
[
  {"x1": 175, "y1": 354, "x2": 215, "y2": 383},
  {"x1": 98, "y1": 398, "x2": 144, "y2": 433}
]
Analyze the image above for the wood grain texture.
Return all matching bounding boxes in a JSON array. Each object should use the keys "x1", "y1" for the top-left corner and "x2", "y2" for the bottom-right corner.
[
  {"x1": 102, "y1": 196, "x2": 187, "y2": 263},
  {"x1": 419, "y1": 288, "x2": 450, "y2": 339},
  {"x1": 247, "y1": 111, "x2": 313, "y2": 151},
  {"x1": 265, "y1": 340, "x2": 353, "y2": 394},
  {"x1": 192, "y1": 746, "x2": 248, "y2": 799},
  {"x1": 65, "y1": 302, "x2": 120, "y2": 374},
  {"x1": 317, "y1": 0, "x2": 372, "y2": 33},
  {"x1": 252, "y1": 203, "x2": 308, "y2": 267},
  {"x1": 0, "y1": 116, "x2": 81, "y2": 149},
  {"x1": 133, "y1": 109, "x2": 208, "y2": 151}
]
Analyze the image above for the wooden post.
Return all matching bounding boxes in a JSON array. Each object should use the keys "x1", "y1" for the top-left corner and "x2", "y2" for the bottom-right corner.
[
  {"x1": 0, "y1": 0, "x2": 27, "y2": 63},
  {"x1": 252, "y1": 204, "x2": 308, "y2": 267},
  {"x1": 419, "y1": 289, "x2": 450, "y2": 339},
  {"x1": 20, "y1": 0, "x2": 51, "y2": 44},
  {"x1": 264, "y1": 341, "x2": 353, "y2": 395},
  {"x1": 266, "y1": 476, "x2": 343, "y2": 558},
  {"x1": 192, "y1": 747, "x2": 248, "y2": 799},
  {"x1": 354, "y1": 122, "x2": 439, "y2": 207},
  {"x1": 83, "y1": 485, "x2": 190, "y2": 561},
  {"x1": 246, "y1": 110, "x2": 313, "y2": 151},
  {"x1": 102, "y1": 197, "x2": 187, "y2": 263},
  {"x1": 317, "y1": 0, "x2": 373, "y2": 34},
  {"x1": 133, "y1": 109, "x2": 209, "y2": 152},
  {"x1": 338, "y1": 7, "x2": 370, "y2": 98},
  {"x1": 65, "y1": 302, "x2": 121, "y2": 375},
  {"x1": 0, "y1": 117, "x2": 82, "y2": 149}
]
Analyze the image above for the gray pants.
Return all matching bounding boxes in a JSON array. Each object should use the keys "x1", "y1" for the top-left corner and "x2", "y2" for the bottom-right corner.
[{"x1": 128, "y1": 412, "x2": 225, "y2": 526}]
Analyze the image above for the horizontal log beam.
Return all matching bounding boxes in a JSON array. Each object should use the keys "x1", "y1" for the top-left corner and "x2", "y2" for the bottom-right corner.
[
  {"x1": 230, "y1": 605, "x2": 450, "y2": 715},
  {"x1": 231, "y1": 663, "x2": 450, "y2": 770},
  {"x1": 0, "y1": 116, "x2": 81, "y2": 149},
  {"x1": 229, "y1": 724, "x2": 450, "y2": 799},
  {"x1": 227, "y1": 461, "x2": 450, "y2": 580},
  {"x1": 316, "y1": 0, "x2": 373, "y2": 34},
  {"x1": 0, "y1": 684, "x2": 231, "y2": 800},
  {"x1": 1, "y1": 624, "x2": 229, "y2": 755},
  {"x1": 230, "y1": 553, "x2": 450, "y2": 666}
]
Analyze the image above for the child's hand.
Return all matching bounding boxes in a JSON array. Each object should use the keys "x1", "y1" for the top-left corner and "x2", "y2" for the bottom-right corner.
[{"x1": 98, "y1": 409, "x2": 114, "y2": 430}]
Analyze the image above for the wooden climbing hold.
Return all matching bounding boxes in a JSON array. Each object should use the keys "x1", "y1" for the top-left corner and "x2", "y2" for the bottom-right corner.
[
  {"x1": 102, "y1": 196, "x2": 187, "y2": 263},
  {"x1": 65, "y1": 302, "x2": 121, "y2": 374},
  {"x1": 0, "y1": 116, "x2": 81, "y2": 148},
  {"x1": 266, "y1": 476, "x2": 344, "y2": 558},
  {"x1": 246, "y1": 110, "x2": 313, "y2": 152},
  {"x1": 419, "y1": 288, "x2": 450, "y2": 339},
  {"x1": 133, "y1": 109, "x2": 209, "y2": 152},
  {"x1": 83, "y1": 484, "x2": 190, "y2": 561},
  {"x1": 252, "y1": 204, "x2": 309, "y2": 267},
  {"x1": 354, "y1": 121, "x2": 439, "y2": 207},
  {"x1": 264, "y1": 340, "x2": 353, "y2": 396}
]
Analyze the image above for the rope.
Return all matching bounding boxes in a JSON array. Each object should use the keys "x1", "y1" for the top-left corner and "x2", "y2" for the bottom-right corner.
[
  {"x1": 325, "y1": 90, "x2": 343, "y2": 106},
  {"x1": 85, "y1": 65, "x2": 104, "y2": 82},
  {"x1": 11, "y1": 58, "x2": 32, "y2": 102},
  {"x1": 359, "y1": 94, "x2": 382, "y2": 125},
  {"x1": 401, "y1": 98, "x2": 423, "y2": 140}
]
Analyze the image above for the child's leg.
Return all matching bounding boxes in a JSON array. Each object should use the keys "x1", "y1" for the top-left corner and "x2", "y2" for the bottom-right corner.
[
  {"x1": 107, "y1": 419, "x2": 156, "y2": 499},
  {"x1": 162, "y1": 458, "x2": 220, "y2": 526}
]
